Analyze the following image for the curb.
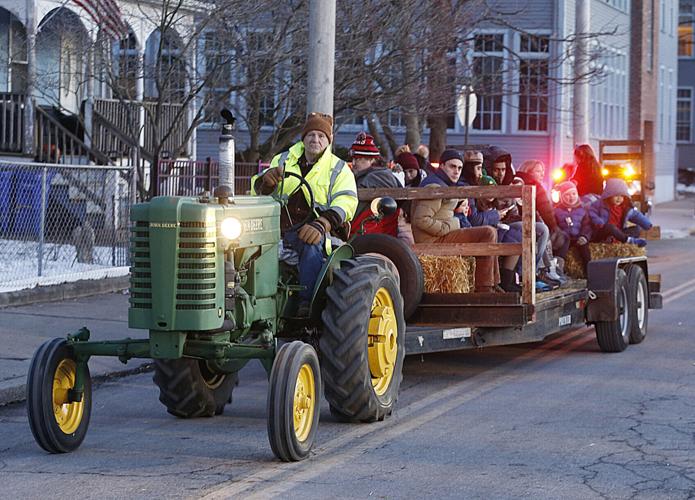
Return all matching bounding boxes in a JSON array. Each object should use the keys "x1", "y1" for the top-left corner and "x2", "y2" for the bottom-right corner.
[
  {"x1": 0, "y1": 275, "x2": 130, "y2": 309},
  {"x1": 0, "y1": 362, "x2": 153, "y2": 407}
]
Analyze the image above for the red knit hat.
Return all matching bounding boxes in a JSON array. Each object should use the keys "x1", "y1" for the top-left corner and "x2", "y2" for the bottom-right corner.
[
  {"x1": 395, "y1": 152, "x2": 420, "y2": 172},
  {"x1": 557, "y1": 180, "x2": 580, "y2": 208},
  {"x1": 350, "y1": 132, "x2": 380, "y2": 158}
]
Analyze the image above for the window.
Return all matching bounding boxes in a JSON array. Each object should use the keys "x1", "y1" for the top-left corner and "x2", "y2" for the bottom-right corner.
[
  {"x1": 677, "y1": 88, "x2": 692, "y2": 142},
  {"x1": 517, "y1": 34, "x2": 549, "y2": 132},
  {"x1": 203, "y1": 32, "x2": 231, "y2": 121},
  {"x1": 113, "y1": 32, "x2": 139, "y2": 100},
  {"x1": 472, "y1": 34, "x2": 505, "y2": 131},
  {"x1": 679, "y1": 0, "x2": 694, "y2": 57}
]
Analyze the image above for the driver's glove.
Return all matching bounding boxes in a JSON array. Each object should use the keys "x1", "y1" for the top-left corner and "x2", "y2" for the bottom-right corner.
[
  {"x1": 297, "y1": 217, "x2": 331, "y2": 245},
  {"x1": 261, "y1": 166, "x2": 284, "y2": 189}
]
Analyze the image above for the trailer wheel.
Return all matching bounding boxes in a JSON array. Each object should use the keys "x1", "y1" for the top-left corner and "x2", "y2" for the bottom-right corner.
[
  {"x1": 626, "y1": 265, "x2": 649, "y2": 344},
  {"x1": 153, "y1": 359, "x2": 238, "y2": 418},
  {"x1": 595, "y1": 268, "x2": 632, "y2": 352},
  {"x1": 321, "y1": 257, "x2": 405, "y2": 422},
  {"x1": 351, "y1": 233, "x2": 423, "y2": 320},
  {"x1": 27, "y1": 338, "x2": 92, "y2": 453},
  {"x1": 267, "y1": 341, "x2": 321, "y2": 462}
]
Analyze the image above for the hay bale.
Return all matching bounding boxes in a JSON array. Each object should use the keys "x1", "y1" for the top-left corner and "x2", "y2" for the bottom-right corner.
[
  {"x1": 565, "y1": 243, "x2": 647, "y2": 279},
  {"x1": 418, "y1": 255, "x2": 476, "y2": 293}
]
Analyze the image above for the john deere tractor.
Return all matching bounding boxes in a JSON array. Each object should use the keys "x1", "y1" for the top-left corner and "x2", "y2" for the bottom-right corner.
[{"x1": 26, "y1": 118, "x2": 405, "y2": 462}]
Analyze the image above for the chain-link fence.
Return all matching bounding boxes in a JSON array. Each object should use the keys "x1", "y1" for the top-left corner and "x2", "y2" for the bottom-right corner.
[{"x1": 0, "y1": 161, "x2": 133, "y2": 292}]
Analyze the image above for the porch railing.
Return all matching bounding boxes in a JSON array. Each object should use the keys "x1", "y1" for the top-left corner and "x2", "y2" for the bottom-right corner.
[
  {"x1": 93, "y1": 99, "x2": 188, "y2": 159},
  {"x1": 156, "y1": 159, "x2": 265, "y2": 197},
  {"x1": 0, "y1": 92, "x2": 25, "y2": 153}
]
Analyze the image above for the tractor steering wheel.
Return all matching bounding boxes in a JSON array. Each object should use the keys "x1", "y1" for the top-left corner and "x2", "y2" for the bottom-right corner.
[{"x1": 272, "y1": 170, "x2": 316, "y2": 228}]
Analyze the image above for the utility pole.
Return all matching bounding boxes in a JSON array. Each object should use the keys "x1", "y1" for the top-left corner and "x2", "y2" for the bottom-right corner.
[
  {"x1": 573, "y1": 0, "x2": 590, "y2": 145},
  {"x1": 23, "y1": 0, "x2": 36, "y2": 156},
  {"x1": 306, "y1": 0, "x2": 335, "y2": 116}
]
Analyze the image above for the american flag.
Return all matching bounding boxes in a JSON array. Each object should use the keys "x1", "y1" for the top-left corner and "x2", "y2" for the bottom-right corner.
[{"x1": 72, "y1": 0, "x2": 129, "y2": 40}]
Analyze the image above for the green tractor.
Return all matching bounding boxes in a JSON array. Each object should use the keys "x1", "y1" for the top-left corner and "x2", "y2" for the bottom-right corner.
[{"x1": 26, "y1": 118, "x2": 405, "y2": 462}]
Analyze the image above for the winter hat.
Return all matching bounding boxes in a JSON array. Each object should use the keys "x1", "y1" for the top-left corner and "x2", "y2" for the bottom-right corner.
[
  {"x1": 557, "y1": 181, "x2": 580, "y2": 208},
  {"x1": 350, "y1": 132, "x2": 380, "y2": 158},
  {"x1": 464, "y1": 150, "x2": 484, "y2": 165},
  {"x1": 601, "y1": 178, "x2": 630, "y2": 200},
  {"x1": 302, "y1": 112, "x2": 333, "y2": 143},
  {"x1": 396, "y1": 152, "x2": 420, "y2": 172},
  {"x1": 439, "y1": 149, "x2": 463, "y2": 165}
]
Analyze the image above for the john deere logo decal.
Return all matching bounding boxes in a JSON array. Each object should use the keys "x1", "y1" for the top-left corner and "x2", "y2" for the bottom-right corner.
[
  {"x1": 150, "y1": 222, "x2": 177, "y2": 228},
  {"x1": 243, "y1": 218, "x2": 264, "y2": 232}
]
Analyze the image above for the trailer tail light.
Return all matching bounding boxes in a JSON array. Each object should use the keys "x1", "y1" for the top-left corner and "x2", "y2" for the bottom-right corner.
[{"x1": 551, "y1": 168, "x2": 565, "y2": 182}]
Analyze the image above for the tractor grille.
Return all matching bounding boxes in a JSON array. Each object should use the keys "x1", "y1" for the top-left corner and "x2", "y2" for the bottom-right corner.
[
  {"x1": 129, "y1": 221, "x2": 152, "y2": 309},
  {"x1": 176, "y1": 221, "x2": 218, "y2": 310}
]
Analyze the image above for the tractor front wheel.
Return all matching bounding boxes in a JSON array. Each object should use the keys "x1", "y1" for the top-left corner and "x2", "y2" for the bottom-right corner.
[
  {"x1": 267, "y1": 341, "x2": 321, "y2": 461},
  {"x1": 153, "y1": 359, "x2": 238, "y2": 418},
  {"x1": 27, "y1": 338, "x2": 92, "y2": 453},
  {"x1": 321, "y1": 257, "x2": 405, "y2": 422}
]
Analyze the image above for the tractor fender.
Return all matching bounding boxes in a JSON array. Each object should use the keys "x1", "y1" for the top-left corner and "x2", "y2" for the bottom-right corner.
[
  {"x1": 309, "y1": 243, "x2": 355, "y2": 321},
  {"x1": 586, "y1": 256, "x2": 648, "y2": 323}
]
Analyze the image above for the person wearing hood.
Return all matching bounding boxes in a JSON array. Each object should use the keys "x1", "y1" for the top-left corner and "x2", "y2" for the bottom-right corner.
[
  {"x1": 587, "y1": 178, "x2": 648, "y2": 247},
  {"x1": 396, "y1": 150, "x2": 427, "y2": 187},
  {"x1": 349, "y1": 132, "x2": 401, "y2": 237},
  {"x1": 412, "y1": 149, "x2": 505, "y2": 292}
]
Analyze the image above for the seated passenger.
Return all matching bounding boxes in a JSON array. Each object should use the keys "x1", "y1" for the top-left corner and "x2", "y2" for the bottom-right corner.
[
  {"x1": 411, "y1": 149, "x2": 502, "y2": 293},
  {"x1": 587, "y1": 178, "x2": 648, "y2": 247},
  {"x1": 553, "y1": 181, "x2": 592, "y2": 274},
  {"x1": 348, "y1": 132, "x2": 401, "y2": 237}
]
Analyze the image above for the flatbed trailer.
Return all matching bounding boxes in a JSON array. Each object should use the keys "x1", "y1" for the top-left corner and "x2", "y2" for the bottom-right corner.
[{"x1": 357, "y1": 184, "x2": 662, "y2": 355}]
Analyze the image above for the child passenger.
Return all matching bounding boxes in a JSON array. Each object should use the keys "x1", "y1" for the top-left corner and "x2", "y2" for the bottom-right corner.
[
  {"x1": 587, "y1": 178, "x2": 649, "y2": 247},
  {"x1": 553, "y1": 181, "x2": 592, "y2": 274}
]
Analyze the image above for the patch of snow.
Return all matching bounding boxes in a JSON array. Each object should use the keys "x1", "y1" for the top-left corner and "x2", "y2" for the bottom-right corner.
[
  {"x1": 0, "y1": 239, "x2": 129, "y2": 293},
  {"x1": 677, "y1": 183, "x2": 695, "y2": 194}
]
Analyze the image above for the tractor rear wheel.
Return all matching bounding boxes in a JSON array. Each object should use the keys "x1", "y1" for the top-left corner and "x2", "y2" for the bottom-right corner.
[
  {"x1": 27, "y1": 338, "x2": 92, "y2": 453},
  {"x1": 320, "y1": 257, "x2": 405, "y2": 422},
  {"x1": 267, "y1": 341, "x2": 321, "y2": 461},
  {"x1": 153, "y1": 359, "x2": 238, "y2": 418}
]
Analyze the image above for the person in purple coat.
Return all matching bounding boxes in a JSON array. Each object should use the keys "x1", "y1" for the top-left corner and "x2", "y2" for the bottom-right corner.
[{"x1": 553, "y1": 181, "x2": 592, "y2": 273}]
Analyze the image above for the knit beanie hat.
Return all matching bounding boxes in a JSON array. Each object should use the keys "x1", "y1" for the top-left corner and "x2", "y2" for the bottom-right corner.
[
  {"x1": 396, "y1": 152, "x2": 420, "y2": 172},
  {"x1": 463, "y1": 150, "x2": 484, "y2": 165},
  {"x1": 601, "y1": 178, "x2": 630, "y2": 200},
  {"x1": 557, "y1": 180, "x2": 580, "y2": 208},
  {"x1": 350, "y1": 132, "x2": 380, "y2": 158},
  {"x1": 302, "y1": 112, "x2": 333, "y2": 143},
  {"x1": 439, "y1": 149, "x2": 463, "y2": 164}
]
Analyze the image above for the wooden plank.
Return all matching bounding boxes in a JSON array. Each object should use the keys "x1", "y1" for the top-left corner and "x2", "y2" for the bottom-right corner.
[
  {"x1": 358, "y1": 185, "x2": 523, "y2": 201},
  {"x1": 601, "y1": 152, "x2": 643, "y2": 161},
  {"x1": 599, "y1": 140, "x2": 644, "y2": 147},
  {"x1": 413, "y1": 242, "x2": 522, "y2": 256},
  {"x1": 420, "y1": 292, "x2": 520, "y2": 305},
  {"x1": 521, "y1": 185, "x2": 536, "y2": 307},
  {"x1": 644, "y1": 225, "x2": 661, "y2": 240}
]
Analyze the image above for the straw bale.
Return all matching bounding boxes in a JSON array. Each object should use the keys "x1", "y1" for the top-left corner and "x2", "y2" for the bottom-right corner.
[
  {"x1": 565, "y1": 243, "x2": 647, "y2": 279},
  {"x1": 418, "y1": 255, "x2": 476, "y2": 293}
]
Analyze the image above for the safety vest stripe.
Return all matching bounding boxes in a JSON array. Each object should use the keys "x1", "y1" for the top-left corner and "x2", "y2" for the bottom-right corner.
[{"x1": 328, "y1": 160, "x2": 346, "y2": 194}]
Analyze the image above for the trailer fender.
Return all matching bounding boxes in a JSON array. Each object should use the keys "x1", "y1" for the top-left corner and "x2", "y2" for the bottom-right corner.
[{"x1": 586, "y1": 257, "x2": 648, "y2": 323}]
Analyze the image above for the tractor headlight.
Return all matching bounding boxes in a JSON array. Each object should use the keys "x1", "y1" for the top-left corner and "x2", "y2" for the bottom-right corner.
[{"x1": 221, "y1": 217, "x2": 243, "y2": 240}]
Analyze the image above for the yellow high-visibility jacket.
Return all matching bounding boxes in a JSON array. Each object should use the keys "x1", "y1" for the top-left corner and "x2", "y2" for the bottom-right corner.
[{"x1": 251, "y1": 141, "x2": 357, "y2": 224}]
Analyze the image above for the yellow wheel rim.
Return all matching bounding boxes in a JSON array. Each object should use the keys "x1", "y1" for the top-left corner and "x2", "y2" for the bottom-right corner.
[
  {"x1": 52, "y1": 359, "x2": 84, "y2": 435},
  {"x1": 368, "y1": 287, "x2": 398, "y2": 396},
  {"x1": 293, "y1": 363, "x2": 315, "y2": 442},
  {"x1": 200, "y1": 362, "x2": 226, "y2": 390}
]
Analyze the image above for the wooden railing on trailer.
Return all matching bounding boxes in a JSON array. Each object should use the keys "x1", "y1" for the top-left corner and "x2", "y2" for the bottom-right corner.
[{"x1": 357, "y1": 184, "x2": 538, "y2": 325}]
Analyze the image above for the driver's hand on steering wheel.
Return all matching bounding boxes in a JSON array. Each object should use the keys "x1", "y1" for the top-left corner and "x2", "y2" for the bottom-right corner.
[
  {"x1": 297, "y1": 217, "x2": 331, "y2": 245},
  {"x1": 262, "y1": 165, "x2": 284, "y2": 189}
]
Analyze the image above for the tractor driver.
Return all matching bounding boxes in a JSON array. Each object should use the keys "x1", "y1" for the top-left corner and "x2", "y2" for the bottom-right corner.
[{"x1": 251, "y1": 112, "x2": 358, "y2": 316}]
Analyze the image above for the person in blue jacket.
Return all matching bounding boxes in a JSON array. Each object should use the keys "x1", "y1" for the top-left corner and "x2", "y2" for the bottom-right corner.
[
  {"x1": 587, "y1": 178, "x2": 649, "y2": 247},
  {"x1": 553, "y1": 181, "x2": 592, "y2": 273}
]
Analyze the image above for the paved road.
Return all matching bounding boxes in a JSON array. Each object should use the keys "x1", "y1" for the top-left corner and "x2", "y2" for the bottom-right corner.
[{"x1": 1, "y1": 238, "x2": 694, "y2": 499}]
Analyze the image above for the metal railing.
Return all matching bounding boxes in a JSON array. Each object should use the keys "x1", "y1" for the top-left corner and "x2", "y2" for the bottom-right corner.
[
  {"x1": 0, "y1": 92, "x2": 25, "y2": 153},
  {"x1": 0, "y1": 160, "x2": 133, "y2": 292},
  {"x1": 156, "y1": 159, "x2": 265, "y2": 196}
]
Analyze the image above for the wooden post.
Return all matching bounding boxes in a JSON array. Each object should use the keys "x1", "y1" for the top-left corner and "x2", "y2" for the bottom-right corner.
[{"x1": 521, "y1": 185, "x2": 536, "y2": 309}]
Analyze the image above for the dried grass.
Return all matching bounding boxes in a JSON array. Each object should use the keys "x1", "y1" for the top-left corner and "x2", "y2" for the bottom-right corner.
[
  {"x1": 565, "y1": 243, "x2": 647, "y2": 279},
  {"x1": 418, "y1": 255, "x2": 476, "y2": 293}
]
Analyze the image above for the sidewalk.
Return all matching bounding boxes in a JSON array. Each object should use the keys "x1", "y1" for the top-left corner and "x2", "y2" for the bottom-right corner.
[
  {"x1": 0, "y1": 291, "x2": 150, "y2": 405},
  {"x1": 2, "y1": 194, "x2": 693, "y2": 407},
  {"x1": 651, "y1": 193, "x2": 695, "y2": 239}
]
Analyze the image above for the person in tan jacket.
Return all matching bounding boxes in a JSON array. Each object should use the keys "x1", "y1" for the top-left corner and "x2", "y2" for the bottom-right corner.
[{"x1": 411, "y1": 150, "x2": 500, "y2": 293}]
